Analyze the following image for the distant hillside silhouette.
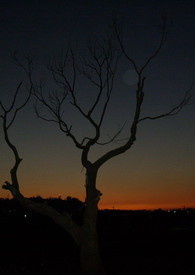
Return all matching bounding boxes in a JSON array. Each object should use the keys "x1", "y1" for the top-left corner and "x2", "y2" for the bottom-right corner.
[
  {"x1": 1, "y1": 198, "x2": 195, "y2": 274},
  {"x1": 0, "y1": 196, "x2": 85, "y2": 225}
]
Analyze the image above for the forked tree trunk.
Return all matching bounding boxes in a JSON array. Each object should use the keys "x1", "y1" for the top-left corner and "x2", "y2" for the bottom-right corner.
[{"x1": 79, "y1": 166, "x2": 106, "y2": 275}]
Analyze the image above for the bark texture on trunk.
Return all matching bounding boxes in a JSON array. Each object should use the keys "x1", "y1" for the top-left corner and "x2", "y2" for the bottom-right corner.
[
  {"x1": 79, "y1": 166, "x2": 106, "y2": 275},
  {"x1": 80, "y1": 227, "x2": 106, "y2": 275}
]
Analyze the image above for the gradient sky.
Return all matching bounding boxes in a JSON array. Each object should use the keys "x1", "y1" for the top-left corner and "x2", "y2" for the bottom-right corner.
[{"x1": 0, "y1": 0, "x2": 195, "y2": 210}]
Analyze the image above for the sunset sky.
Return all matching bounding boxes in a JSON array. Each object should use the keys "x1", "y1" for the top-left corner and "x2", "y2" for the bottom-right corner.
[{"x1": 0, "y1": 0, "x2": 195, "y2": 210}]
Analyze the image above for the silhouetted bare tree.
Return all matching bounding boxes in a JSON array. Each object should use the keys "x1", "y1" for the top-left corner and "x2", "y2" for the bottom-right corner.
[{"x1": 1, "y1": 19, "x2": 191, "y2": 274}]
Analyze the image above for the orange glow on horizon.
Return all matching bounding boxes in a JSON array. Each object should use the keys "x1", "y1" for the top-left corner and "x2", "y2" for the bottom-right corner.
[
  {"x1": 99, "y1": 203, "x2": 195, "y2": 211},
  {"x1": 1, "y1": 176, "x2": 195, "y2": 211},
  {"x1": 1, "y1": 190, "x2": 195, "y2": 211}
]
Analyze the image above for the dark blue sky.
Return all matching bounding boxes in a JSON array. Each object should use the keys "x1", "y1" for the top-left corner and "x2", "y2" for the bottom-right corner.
[{"x1": 0, "y1": 0, "x2": 195, "y2": 209}]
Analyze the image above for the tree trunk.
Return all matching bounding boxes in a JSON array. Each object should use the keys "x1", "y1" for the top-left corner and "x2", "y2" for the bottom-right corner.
[
  {"x1": 79, "y1": 166, "x2": 106, "y2": 275},
  {"x1": 79, "y1": 226, "x2": 106, "y2": 275}
]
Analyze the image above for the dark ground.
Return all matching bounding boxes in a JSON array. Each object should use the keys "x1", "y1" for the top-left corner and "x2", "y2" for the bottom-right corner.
[{"x1": 0, "y1": 198, "x2": 195, "y2": 274}]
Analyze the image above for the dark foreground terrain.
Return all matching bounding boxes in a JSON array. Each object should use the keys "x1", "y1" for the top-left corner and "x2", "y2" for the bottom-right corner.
[{"x1": 0, "y1": 198, "x2": 195, "y2": 274}]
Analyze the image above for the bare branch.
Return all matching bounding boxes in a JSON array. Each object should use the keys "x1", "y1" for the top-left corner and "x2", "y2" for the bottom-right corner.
[
  {"x1": 2, "y1": 113, "x2": 22, "y2": 190},
  {"x1": 112, "y1": 17, "x2": 139, "y2": 74},
  {"x1": 96, "y1": 120, "x2": 127, "y2": 145},
  {"x1": 7, "y1": 85, "x2": 32, "y2": 129},
  {"x1": 0, "y1": 55, "x2": 34, "y2": 190},
  {"x1": 94, "y1": 76, "x2": 145, "y2": 169},
  {"x1": 92, "y1": 17, "x2": 177, "y2": 168},
  {"x1": 2, "y1": 181, "x2": 81, "y2": 244},
  {"x1": 140, "y1": 16, "x2": 169, "y2": 74},
  {"x1": 12, "y1": 51, "x2": 35, "y2": 79},
  {"x1": 0, "y1": 100, "x2": 6, "y2": 113},
  {"x1": 113, "y1": 16, "x2": 169, "y2": 75},
  {"x1": 42, "y1": 39, "x2": 119, "y2": 158},
  {"x1": 70, "y1": 48, "x2": 77, "y2": 91},
  {"x1": 6, "y1": 82, "x2": 23, "y2": 112},
  {"x1": 138, "y1": 91, "x2": 191, "y2": 123},
  {"x1": 1, "y1": 66, "x2": 81, "y2": 244},
  {"x1": 98, "y1": 50, "x2": 119, "y2": 128},
  {"x1": 34, "y1": 104, "x2": 58, "y2": 123}
]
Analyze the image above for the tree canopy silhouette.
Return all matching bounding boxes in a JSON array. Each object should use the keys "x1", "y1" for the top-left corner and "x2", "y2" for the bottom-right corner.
[{"x1": 0, "y1": 18, "x2": 191, "y2": 274}]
